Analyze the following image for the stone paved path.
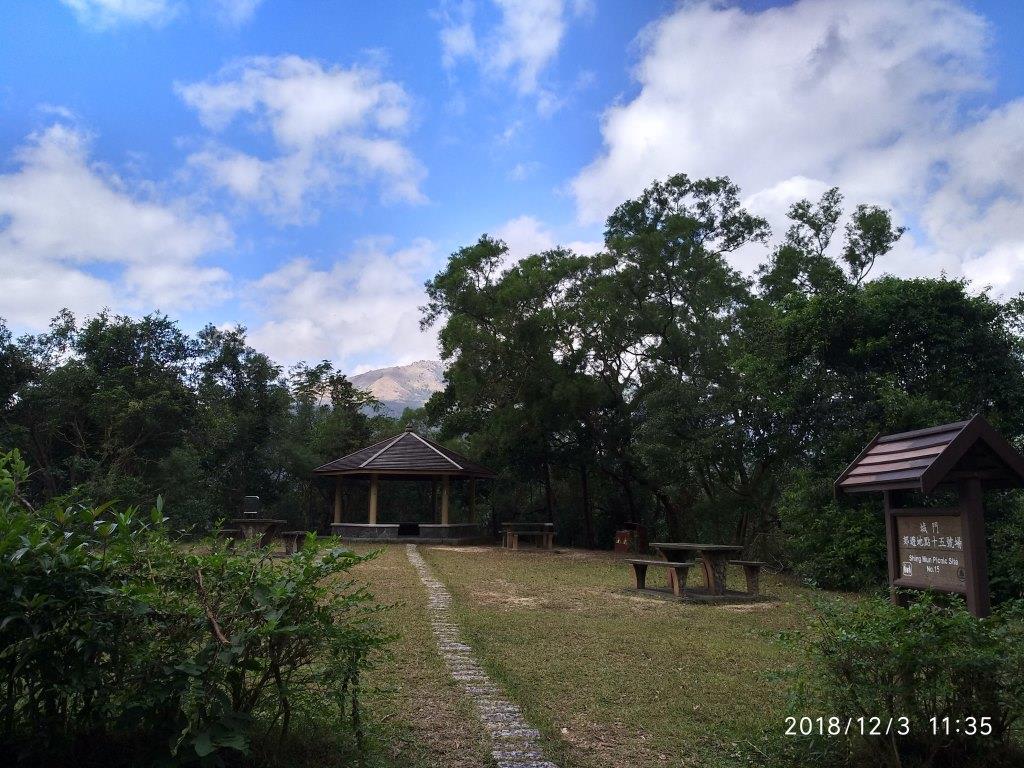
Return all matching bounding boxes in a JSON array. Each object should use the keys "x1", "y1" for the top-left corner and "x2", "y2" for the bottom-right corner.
[{"x1": 406, "y1": 544, "x2": 558, "y2": 768}]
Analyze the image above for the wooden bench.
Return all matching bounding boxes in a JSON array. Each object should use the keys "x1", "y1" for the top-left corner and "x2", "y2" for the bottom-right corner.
[
  {"x1": 217, "y1": 528, "x2": 242, "y2": 550},
  {"x1": 626, "y1": 559, "x2": 697, "y2": 597},
  {"x1": 502, "y1": 523, "x2": 555, "y2": 550},
  {"x1": 505, "y1": 530, "x2": 554, "y2": 549},
  {"x1": 281, "y1": 530, "x2": 308, "y2": 555},
  {"x1": 729, "y1": 560, "x2": 766, "y2": 595}
]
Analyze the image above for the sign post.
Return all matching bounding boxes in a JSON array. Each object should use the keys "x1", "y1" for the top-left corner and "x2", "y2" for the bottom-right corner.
[
  {"x1": 882, "y1": 490, "x2": 988, "y2": 614},
  {"x1": 836, "y1": 417, "x2": 1023, "y2": 619},
  {"x1": 958, "y1": 478, "x2": 991, "y2": 617}
]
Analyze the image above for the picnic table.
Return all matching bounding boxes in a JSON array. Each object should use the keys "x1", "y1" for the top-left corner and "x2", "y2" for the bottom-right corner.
[
  {"x1": 650, "y1": 542, "x2": 743, "y2": 596},
  {"x1": 502, "y1": 522, "x2": 555, "y2": 550},
  {"x1": 230, "y1": 517, "x2": 287, "y2": 548}
]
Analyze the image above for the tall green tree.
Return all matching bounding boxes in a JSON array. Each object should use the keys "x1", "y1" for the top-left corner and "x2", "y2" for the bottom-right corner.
[
  {"x1": 423, "y1": 238, "x2": 610, "y2": 543},
  {"x1": 1, "y1": 311, "x2": 196, "y2": 504},
  {"x1": 422, "y1": 172, "x2": 1024, "y2": 594},
  {"x1": 0, "y1": 314, "x2": 380, "y2": 530}
]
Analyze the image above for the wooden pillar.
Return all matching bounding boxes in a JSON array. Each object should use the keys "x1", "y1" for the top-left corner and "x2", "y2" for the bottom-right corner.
[
  {"x1": 469, "y1": 477, "x2": 476, "y2": 523},
  {"x1": 883, "y1": 490, "x2": 906, "y2": 607},
  {"x1": 880, "y1": 493, "x2": 913, "y2": 606},
  {"x1": 368, "y1": 474, "x2": 379, "y2": 525},
  {"x1": 441, "y1": 475, "x2": 450, "y2": 525},
  {"x1": 333, "y1": 478, "x2": 343, "y2": 525},
  {"x1": 959, "y1": 478, "x2": 991, "y2": 618}
]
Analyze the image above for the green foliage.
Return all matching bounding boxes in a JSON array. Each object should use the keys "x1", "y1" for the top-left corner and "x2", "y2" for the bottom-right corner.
[
  {"x1": 761, "y1": 595, "x2": 1024, "y2": 768},
  {"x1": 0, "y1": 449, "x2": 387, "y2": 765},
  {"x1": 5, "y1": 170, "x2": 1024, "y2": 603},
  {"x1": 0, "y1": 313, "x2": 380, "y2": 530},
  {"x1": 986, "y1": 492, "x2": 1024, "y2": 603},
  {"x1": 777, "y1": 473, "x2": 886, "y2": 591},
  {"x1": 421, "y1": 171, "x2": 1024, "y2": 600}
]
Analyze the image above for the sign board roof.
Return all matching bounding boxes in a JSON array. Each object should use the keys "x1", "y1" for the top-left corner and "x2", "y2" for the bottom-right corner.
[{"x1": 835, "y1": 415, "x2": 1024, "y2": 495}]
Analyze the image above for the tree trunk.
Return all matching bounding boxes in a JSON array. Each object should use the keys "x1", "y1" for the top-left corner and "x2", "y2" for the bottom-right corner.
[
  {"x1": 580, "y1": 464, "x2": 596, "y2": 549},
  {"x1": 734, "y1": 508, "x2": 749, "y2": 548},
  {"x1": 654, "y1": 489, "x2": 684, "y2": 541},
  {"x1": 622, "y1": 468, "x2": 638, "y2": 527},
  {"x1": 543, "y1": 462, "x2": 556, "y2": 523}
]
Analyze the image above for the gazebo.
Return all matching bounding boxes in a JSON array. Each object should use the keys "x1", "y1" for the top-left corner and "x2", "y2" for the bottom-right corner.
[{"x1": 312, "y1": 427, "x2": 496, "y2": 544}]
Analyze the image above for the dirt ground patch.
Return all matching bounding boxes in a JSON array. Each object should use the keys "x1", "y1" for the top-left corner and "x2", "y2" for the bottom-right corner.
[
  {"x1": 472, "y1": 589, "x2": 548, "y2": 608},
  {"x1": 715, "y1": 602, "x2": 778, "y2": 613},
  {"x1": 558, "y1": 716, "x2": 672, "y2": 767}
]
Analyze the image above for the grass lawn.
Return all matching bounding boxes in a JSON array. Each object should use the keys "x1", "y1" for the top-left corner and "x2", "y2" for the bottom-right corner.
[
  {"x1": 351, "y1": 543, "x2": 820, "y2": 768},
  {"x1": 347, "y1": 543, "x2": 494, "y2": 768}
]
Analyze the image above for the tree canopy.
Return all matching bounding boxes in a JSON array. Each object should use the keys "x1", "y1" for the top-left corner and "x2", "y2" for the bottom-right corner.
[
  {"x1": 3, "y1": 172, "x2": 1024, "y2": 598},
  {"x1": 422, "y1": 175, "x2": 1024, "y2": 597}
]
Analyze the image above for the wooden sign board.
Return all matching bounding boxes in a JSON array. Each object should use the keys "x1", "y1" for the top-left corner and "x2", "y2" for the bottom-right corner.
[
  {"x1": 835, "y1": 417, "x2": 1023, "y2": 619},
  {"x1": 893, "y1": 514, "x2": 966, "y2": 593}
]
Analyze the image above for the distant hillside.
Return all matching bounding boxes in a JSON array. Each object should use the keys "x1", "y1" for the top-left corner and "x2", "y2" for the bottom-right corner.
[{"x1": 350, "y1": 360, "x2": 445, "y2": 416}]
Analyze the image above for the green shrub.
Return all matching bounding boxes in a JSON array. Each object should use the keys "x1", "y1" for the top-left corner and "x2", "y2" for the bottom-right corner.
[
  {"x1": 0, "y1": 449, "x2": 388, "y2": 765},
  {"x1": 778, "y1": 473, "x2": 1024, "y2": 601},
  {"x1": 760, "y1": 594, "x2": 1024, "y2": 768},
  {"x1": 777, "y1": 472, "x2": 887, "y2": 590},
  {"x1": 987, "y1": 492, "x2": 1024, "y2": 603}
]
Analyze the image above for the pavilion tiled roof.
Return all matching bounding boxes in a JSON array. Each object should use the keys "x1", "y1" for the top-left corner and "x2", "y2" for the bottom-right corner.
[
  {"x1": 835, "y1": 415, "x2": 1024, "y2": 495},
  {"x1": 312, "y1": 428, "x2": 496, "y2": 478}
]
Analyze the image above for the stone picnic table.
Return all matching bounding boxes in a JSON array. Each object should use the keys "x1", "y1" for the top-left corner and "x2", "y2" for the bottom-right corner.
[
  {"x1": 650, "y1": 542, "x2": 743, "y2": 596},
  {"x1": 501, "y1": 522, "x2": 555, "y2": 550}
]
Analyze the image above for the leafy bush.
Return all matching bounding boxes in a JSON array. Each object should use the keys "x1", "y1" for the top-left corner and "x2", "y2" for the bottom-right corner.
[
  {"x1": 760, "y1": 594, "x2": 1024, "y2": 768},
  {"x1": 778, "y1": 473, "x2": 1024, "y2": 601},
  {"x1": 0, "y1": 449, "x2": 388, "y2": 765},
  {"x1": 777, "y1": 472, "x2": 887, "y2": 590},
  {"x1": 987, "y1": 492, "x2": 1024, "y2": 603}
]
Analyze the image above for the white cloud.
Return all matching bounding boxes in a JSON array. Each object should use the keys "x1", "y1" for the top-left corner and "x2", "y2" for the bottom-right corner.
[
  {"x1": 439, "y1": 2, "x2": 478, "y2": 68},
  {"x1": 508, "y1": 160, "x2": 539, "y2": 181},
  {"x1": 439, "y1": 0, "x2": 586, "y2": 113},
  {"x1": 246, "y1": 220, "x2": 602, "y2": 368},
  {"x1": 178, "y1": 55, "x2": 425, "y2": 221},
  {"x1": 246, "y1": 238, "x2": 440, "y2": 368},
  {"x1": 494, "y1": 215, "x2": 557, "y2": 263},
  {"x1": 488, "y1": 0, "x2": 566, "y2": 95},
  {"x1": 497, "y1": 120, "x2": 523, "y2": 144},
  {"x1": 61, "y1": 0, "x2": 262, "y2": 28},
  {"x1": 212, "y1": 0, "x2": 263, "y2": 26},
  {"x1": 60, "y1": 0, "x2": 179, "y2": 28},
  {"x1": 923, "y1": 101, "x2": 1024, "y2": 276},
  {"x1": 0, "y1": 124, "x2": 232, "y2": 329},
  {"x1": 571, "y1": 0, "x2": 1024, "y2": 294},
  {"x1": 494, "y1": 214, "x2": 601, "y2": 267}
]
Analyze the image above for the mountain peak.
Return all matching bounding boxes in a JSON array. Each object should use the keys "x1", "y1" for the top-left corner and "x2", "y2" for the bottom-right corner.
[{"x1": 350, "y1": 360, "x2": 444, "y2": 415}]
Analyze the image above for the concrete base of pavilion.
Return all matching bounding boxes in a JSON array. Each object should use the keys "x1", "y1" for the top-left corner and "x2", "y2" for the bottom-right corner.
[{"x1": 331, "y1": 522, "x2": 485, "y2": 544}]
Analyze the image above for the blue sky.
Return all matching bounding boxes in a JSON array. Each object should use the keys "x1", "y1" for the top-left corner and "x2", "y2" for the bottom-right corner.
[{"x1": 1, "y1": 0, "x2": 1024, "y2": 372}]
